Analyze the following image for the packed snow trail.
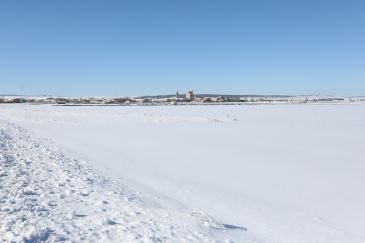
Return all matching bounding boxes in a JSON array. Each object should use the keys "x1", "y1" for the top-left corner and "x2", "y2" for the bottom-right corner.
[{"x1": 0, "y1": 120, "x2": 250, "y2": 242}]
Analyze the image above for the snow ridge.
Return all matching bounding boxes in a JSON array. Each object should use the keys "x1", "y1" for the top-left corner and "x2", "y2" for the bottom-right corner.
[{"x1": 0, "y1": 120, "x2": 239, "y2": 242}]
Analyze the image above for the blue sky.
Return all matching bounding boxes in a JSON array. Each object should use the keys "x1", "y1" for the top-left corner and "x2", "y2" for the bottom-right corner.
[{"x1": 0, "y1": 0, "x2": 364, "y2": 96}]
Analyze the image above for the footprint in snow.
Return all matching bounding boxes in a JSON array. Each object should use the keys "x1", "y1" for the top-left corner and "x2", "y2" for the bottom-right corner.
[
  {"x1": 80, "y1": 191, "x2": 89, "y2": 196},
  {"x1": 48, "y1": 201, "x2": 57, "y2": 207},
  {"x1": 106, "y1": 219, "x2": 118, "y2": 225},
  {"x1": 73, "y1": 212, "x2": 88, "y2": 218},
  {"x1": 22, "y1": 190, "x2": 37, "y2": 196}
]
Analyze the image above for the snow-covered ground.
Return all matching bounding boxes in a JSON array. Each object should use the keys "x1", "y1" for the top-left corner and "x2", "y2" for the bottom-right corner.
[{"x1": 1, "y1": 104, "x2": 364, "y2": 242}]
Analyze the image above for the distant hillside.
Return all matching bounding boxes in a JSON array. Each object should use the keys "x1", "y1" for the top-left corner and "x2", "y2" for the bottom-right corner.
[{"x1": 140, "y1": 94, "x2": 292, "y2": 99}]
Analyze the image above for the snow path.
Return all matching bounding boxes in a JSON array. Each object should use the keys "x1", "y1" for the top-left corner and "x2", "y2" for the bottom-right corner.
[{"x1": 0, "y1": 120, "x2": 249, "y2": 242}]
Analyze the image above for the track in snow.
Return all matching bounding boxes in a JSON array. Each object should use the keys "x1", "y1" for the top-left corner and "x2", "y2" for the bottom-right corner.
[{"x1": 0, "y1": 120, "x2": 248, "y2": 242}]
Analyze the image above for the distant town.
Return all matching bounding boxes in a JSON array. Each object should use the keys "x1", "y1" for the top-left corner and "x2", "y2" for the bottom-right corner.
[{"x1": 1, "y1": 90, "x2": 364, "y2": 105}]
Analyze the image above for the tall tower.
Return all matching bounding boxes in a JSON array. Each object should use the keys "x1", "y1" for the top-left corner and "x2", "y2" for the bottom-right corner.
[{"x1": 186, "y1": 90, "x2": 194, "y2": 101}]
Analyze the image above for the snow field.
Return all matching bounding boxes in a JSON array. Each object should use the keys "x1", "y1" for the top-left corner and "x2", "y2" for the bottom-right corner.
[{"x1": 1, "y1": 103, "x2": 365, "y2": 242}]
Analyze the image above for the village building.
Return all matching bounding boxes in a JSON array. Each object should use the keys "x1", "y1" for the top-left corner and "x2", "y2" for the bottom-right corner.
[{"x1": 186, "y1": 90, "x2": 194, "y2": 101}]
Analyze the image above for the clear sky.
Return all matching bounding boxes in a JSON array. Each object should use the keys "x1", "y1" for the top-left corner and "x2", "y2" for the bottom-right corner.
[{"x1": 1, "y1": 0, "x2": 364, "y2": 96}]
